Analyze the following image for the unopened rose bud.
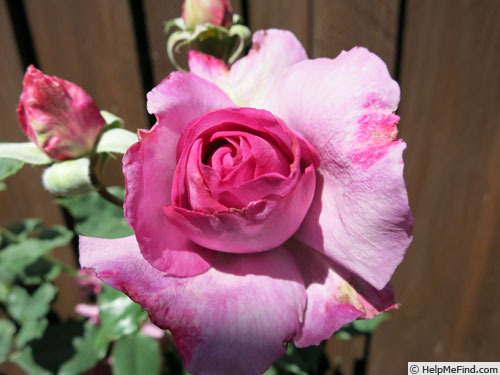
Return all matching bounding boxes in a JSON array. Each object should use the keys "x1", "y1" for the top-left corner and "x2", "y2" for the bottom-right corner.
[
  {"x1": 17, "y1": 66, "x2": 105, "y2": 161},
  {"x1": 182, "y1": 0, "x2": 232, "y2": 28}
]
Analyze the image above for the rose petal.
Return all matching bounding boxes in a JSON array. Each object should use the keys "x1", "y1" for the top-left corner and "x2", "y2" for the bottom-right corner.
[
  {"x1": 123, "y1": 72, "x2": 233, "y2": 276},
  {"x1": 79, "y1": 235, "x2": 307, "y2": 375},
  {"x1": 165, "y1": 164, "x2": 316, "y2": 253},
  {"x1": 188, "y1": 29, "x2": 307, "y2": 107},
  {"x1": 267, "y1": 48, "x2": 413, "y2": 289},
  {"x1": 288, "y1": 240, "x2": 397, "y2": 347}
]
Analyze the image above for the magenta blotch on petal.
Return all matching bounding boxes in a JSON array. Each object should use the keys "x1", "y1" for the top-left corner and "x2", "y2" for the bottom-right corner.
[{"x1": 263, "y1": 47, "x2": 413, "y2": 290}]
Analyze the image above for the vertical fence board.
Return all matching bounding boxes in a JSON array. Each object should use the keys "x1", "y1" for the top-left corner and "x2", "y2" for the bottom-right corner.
[
  {"x1": 248, "y1": 0, "x2": 312, "y2": 54},
  {"x1": 369, "y1": 1, "x2": 500, "y2": 373},
  {"x1": 24, "y1": 0, "x2": 148, "y2": 186},
  {"x1": 307, "y1": 1, "x2": 401, "y2": 372},
  {"x1": 24, "y1": 0, "x2": 148, "y2": 132},
  {"x1": 144, "y1": 0, "x2": 184, "y2": 83},
  {"x1": 313, "y1": 0, "x2": 399, "y2": 74},
  {"x1": 0, "y1": 0, "x2": 80, "y2": 340},
  {"x1": 0, "y1": 0, "x2": 64, "y2": 227}
]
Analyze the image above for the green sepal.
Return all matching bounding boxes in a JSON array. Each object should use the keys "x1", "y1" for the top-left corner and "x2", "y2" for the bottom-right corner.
[
  {"x1": 0, "y1": 142, "x2": 51, "y2": 165},
  {"x1": 96, "y1": 128, "x2": 137, "y2": 155}
]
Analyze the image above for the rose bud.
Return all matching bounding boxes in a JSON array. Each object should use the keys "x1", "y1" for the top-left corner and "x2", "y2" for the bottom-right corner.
[
  {"x1": 182, "y1": 0, "x2": 233, "y2": 28},
  {"x1": 81, "y1": 30, "x2": 413, "y2": 375},
  {"x1": 17, "y1": 65, "x2": 105, "y2": 161}
]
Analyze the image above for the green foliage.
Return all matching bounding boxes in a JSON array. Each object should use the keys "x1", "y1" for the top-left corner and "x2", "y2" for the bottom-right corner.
[
  {"x1": 0, "y1": 219, "x2": 80, "y2": 371},
  {"x1": 6, "y1": 284, "x2": 57, "y2": 348},
  {"x1": 265, "y1": 343, "x2": 329, "y2": 375},
  {"x1": 0, "y1": 319, "x2": 16, "y2": 363},
  {"x1": 57, "y1": 321, "x2": 109, "y2": 375},
  {"x1": 0, "y1": 142, "x2": 51, "y2": 165},
  {"x1": 96, "y1": 284, "x2": 147, "y2": 344},
  {"x1": 334, "y1": 313, "x2": 390, "y2": 340},
  {"x1": 16, "y1": 318, "x2": 49, "y2": 348},
  {"x1": 0, "y1": 220, "x2": 72, "y2": 289},
  {"x1": 9, "y1": 347, "x2": 51, "y2": 375},
  {"x1": 96, "y1": 128, "x2": 138, "y2": 155},
  {"x1": 58, "y1": 187, "x2": 133, "y2": 238},
  {"x1": 100, "y1": 110, "x2": 124, "y2": 130},
  {"x1": 6, "y1": 284, "x2": 56, "y2": 324},
  {"x1": 112, "y1": 333, "x2": 161, "y2": 375},
  {"x1": 9, "y1": 320, "x2": 109, "y2": 375}
]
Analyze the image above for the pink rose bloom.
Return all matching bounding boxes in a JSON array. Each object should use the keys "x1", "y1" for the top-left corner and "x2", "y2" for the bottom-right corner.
[
  {"x1": 80, "y1": 30, "x2": 413, "y2": 375},
  {"x1": 17, "y1": 65, "x2": 105, "y2": 161},
  {"x1": 182, "y1": 0, "x2": 233, "y2": 28}
]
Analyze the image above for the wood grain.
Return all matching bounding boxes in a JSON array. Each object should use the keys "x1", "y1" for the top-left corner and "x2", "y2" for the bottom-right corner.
[
  {"x1": 0, "y1": 3, "x2": 79, "y2": 374},
  {"x1": 144, "y1": 0, "x2": 184, "y2": 83},
  {"x1": 24, "y1": 0, "x2": 148, "y2": 132},
  {"x1": 24, "y1": 0, "x2": 149, "y2": 186},
  {"x1": 0, "y1": 0, "x2": 65, "y2": 227},
  {"x1": 312, "y1": 0, "x2": 399, "y2": 73},
  {"x1": 369, "y1": 1, "x2": 500, "y2": 373},
  {"x1": 248, "y1": 0, "x2": 312, "y2": 54}
]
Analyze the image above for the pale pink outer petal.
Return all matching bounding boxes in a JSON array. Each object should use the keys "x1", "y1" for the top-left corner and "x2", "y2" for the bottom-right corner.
[
  {"x1": 288, "y1": 240, "x2": 397, "y2": 347},
  {"x1": 266, "y1": 48, "x2": 413, "y2": 290},
  {"x1": 188, "y1": 29, "x2": 307, "y2": 107},
  {"x1": 79, "y1": 236, "x2": 307, "y2": 375},
  {"x1": 123, "y1": 72, "x2": 234, "y2": 277}
]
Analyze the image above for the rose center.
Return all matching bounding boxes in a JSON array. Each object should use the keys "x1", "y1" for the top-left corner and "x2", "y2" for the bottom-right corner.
[{"x1": 201, "y1": 131, "x2": 291, "y2": 184}]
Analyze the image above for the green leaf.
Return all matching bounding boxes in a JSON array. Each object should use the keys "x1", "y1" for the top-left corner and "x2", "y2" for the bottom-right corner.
[
  {"x1": 11, "y1": 321, "x2": 100, "y2": 375},
  {"x1": 0, "y1": 142, "x2": 51, "y2": 165},
  {"x1": 36, "y1": 224, "x2": 73, "y2": 249},
  {"x1": 0, "y1": 158, "x2": 24, "y2": 181},
  {"x1": 58, "y1": 321, "x2": 109, "y2": 375},
  {"x1": 334, "y1": 313, "x2": 390, "y2": 340},
  {"x1": 97, "y1": 284, "x2": 147, "y2": 343},
  {"x1": 22, "y1": 257, "x2": 62, "y2": 285},
  {"x1": 352, "y1": 313, "x2": 389, "y2": 333},
  {"x1": 96, "y1": 128, "x2": 138, "y2": 154},
  {"x1": 7, "y1": 219, "x2": 42, "y2": 240},
  {"x1": 0, "y1": 223, "x2": 71, "y2": 286},
  {"x1": 58, "y1": 187, "x2": 133, "y2": 238},
  {"x1": 6, "y1": 284, "x2": 57, "y2": 324},
  {"x1": 0, "y1": 282, "x2": 9, "y2": 302},
  {"x1": 112, "y1": 333, "x2": 161, "y2": 375},
  {"x1": 267, "y1": 343, "x2": 329, "y2": 375},
  {"x1": 0, "y1": 319, "x2": 16, "y2": 363},
  {"x1": 10, "y1": 347, "x2": 51, "y2": 375},
  {"x1": 0, "y1": 240, "x2": 53, "y2": 282},
  {"x1": 16, "y1": 318, "x2": 48, "y2": 348}
]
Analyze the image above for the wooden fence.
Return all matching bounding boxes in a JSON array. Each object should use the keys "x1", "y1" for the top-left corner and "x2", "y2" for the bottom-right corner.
[{"x1": 1, "y1": 0, "x2": 499, "y2": 374}]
